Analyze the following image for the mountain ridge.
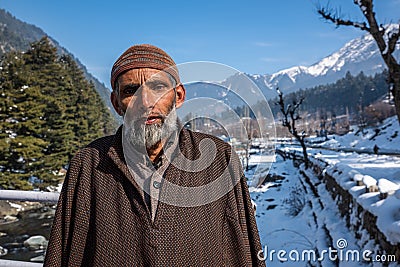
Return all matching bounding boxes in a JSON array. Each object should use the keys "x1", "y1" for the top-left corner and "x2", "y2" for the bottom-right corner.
[
  {"x1": 244, "y1": 26, "x2": 398, "y2": 98},
  {"x1": 0, "y1": 9, "x2": 120, "y2": 123},
  {"x1": 1, "y1": 8, "x2": 397, "y2": 113}
]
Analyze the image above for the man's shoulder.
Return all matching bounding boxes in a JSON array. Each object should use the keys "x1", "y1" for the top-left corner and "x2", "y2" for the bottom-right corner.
[
  {"x1": 76, "y1": 127, "x2": 121, "y2": 157},
  {"x1": 86, "y1": 133, "x2": 117, "y2": 150},
  {"x1": 181, "y1": 128, "x2": 232, "y2": 152}
]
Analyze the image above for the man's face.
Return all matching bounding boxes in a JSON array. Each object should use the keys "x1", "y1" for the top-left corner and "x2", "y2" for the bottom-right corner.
[{"x1": 111, "y1": 68, "x2": 185, "y2": 148}]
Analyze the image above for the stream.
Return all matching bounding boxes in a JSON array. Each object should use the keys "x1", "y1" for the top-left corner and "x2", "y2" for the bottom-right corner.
[{"x1": 0, "y1": 204, "x2": 55, "y2": 263}]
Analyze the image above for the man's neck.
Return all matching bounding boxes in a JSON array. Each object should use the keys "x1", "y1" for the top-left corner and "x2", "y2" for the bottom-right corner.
[{"x1": 146, "y1": 140, "x2": 165, "y2": 162}]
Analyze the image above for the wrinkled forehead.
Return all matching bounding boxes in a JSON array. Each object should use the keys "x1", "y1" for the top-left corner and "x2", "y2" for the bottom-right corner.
[{"x1": 117, "y1": 68, "x2": 174, "y2": 86}]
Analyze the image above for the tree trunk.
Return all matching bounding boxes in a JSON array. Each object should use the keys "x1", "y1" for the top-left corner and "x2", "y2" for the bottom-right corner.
[
  {"x1": 316, "y1": 0, "x2": 400, "y2": 123},
  {"x1": 300, "y1": 140, "x2": 309, "y2": 169},
  {"x1": 391, "y1": 68, "x2": 400, "y2": 123}
]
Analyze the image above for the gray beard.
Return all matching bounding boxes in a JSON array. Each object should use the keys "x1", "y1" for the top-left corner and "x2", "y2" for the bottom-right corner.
[{"x1": 128, "y1": 107, "x2": 178, "y2": 150}]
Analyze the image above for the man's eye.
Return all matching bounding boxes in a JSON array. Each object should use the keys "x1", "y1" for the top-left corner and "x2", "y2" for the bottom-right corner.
[
  {"x1": 124, "y1": 89, "x2": 134, "y2": 95},
  {"x1": 152, "y1": 84, "x2": 167, "y2": 91},
  {"x1": 123, "y1": 87, "x2": 139, "y2": 95}
]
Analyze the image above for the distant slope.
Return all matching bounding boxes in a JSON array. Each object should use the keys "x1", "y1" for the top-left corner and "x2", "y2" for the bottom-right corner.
[{"x1": 0, "y1": 9, "x2": 120, "y2": 124}]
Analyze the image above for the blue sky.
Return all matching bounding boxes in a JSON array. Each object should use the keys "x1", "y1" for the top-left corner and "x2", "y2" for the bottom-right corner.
[{"x1": 1, "y1": 0, "x2": 399, "y2": 88}]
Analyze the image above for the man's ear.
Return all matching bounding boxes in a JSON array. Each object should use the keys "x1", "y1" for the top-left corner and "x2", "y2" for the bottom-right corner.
[
  {"x1": 175, "y1": 84, "x2": 186, "y2": 109},
  {"x1": 111, "y1": 91, "x2": 123, "y2": 116}
]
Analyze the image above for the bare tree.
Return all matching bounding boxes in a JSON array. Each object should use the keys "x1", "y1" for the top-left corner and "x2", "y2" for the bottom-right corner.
[
  {"x1": 276, "y1": 88, "x2": 310, "y2": 169},
  {"x1": 316, "y1": 0, "x2": 400, "y2": 122}
]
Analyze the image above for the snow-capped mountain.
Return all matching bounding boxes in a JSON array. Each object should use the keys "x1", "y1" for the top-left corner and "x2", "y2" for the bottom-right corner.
[{"x1": 236, "y1": 26, "x2": 399, "y2": 99}]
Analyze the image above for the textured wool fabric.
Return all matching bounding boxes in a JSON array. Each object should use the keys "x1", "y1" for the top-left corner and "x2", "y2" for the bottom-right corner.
[
  {"x1": 110, "y1": 44, "x2": 180, "y2": 90},
  {"x1": 44, "y1": 126, "x2": 265, "y2": 267}
]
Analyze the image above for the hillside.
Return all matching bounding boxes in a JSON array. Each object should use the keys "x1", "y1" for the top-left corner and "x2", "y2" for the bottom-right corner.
[
  {"x1": 268, "y1": 70, "x2": 392, "y2": 118},
  {"x1": 0, "y1": 8, "x2": 120, "y2": 123},
  {"x1": 0, "y1": 37, "x2": 116, "y2": 190}
]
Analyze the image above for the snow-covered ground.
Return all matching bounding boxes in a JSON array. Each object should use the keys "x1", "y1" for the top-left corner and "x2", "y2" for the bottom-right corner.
[
  {"x1": 249, "y1": 155, "x2": 369, "y2": 266},
  {"x1": 314, "y1": 116, "x2": 400, "y2": 154},
  {"x1": 247, "y1": 116, "x2": 400, "y2": 266}
]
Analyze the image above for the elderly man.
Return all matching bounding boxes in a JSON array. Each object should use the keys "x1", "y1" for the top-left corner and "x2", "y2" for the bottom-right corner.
[{"x1": 44, "y1": 44, "x2": 265, "y2": 266}]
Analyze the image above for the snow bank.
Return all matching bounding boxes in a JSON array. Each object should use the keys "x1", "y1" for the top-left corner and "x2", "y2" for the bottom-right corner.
[
  {"x1": 378, "y1": 178, "x2": 399, "y2": 194},
  {"x1": 387, "y1": 220, "x2": 400, "y2": 245},
  {"x1": 372, "y1": 195, "x2": 400, "y2": 244},
  {"x1": 362, "y1": 175, "x2": 377, "y2": 188},
  {"x1": 353, "y1": 173, "x2": 364, "y2": 183},
  {"x1": 310, "y1": 115, "x2": 400, "y2": 154}
]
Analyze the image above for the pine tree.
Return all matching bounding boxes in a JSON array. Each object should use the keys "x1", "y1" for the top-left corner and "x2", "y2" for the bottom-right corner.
[{"x1": 0, "y1": 37, "x2": 117, "y2": 189}]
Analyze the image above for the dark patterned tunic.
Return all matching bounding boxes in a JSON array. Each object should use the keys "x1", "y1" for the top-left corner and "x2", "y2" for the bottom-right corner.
[{"x1": 44, "y1": 126, "x2": 265, "y2": 267}]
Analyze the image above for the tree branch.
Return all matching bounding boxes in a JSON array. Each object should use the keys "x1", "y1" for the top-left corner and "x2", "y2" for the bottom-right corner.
[
  {"x1": 387, "y1": 24, "x2": 400, "y2": 55},
  {"x1": 317, "y1": 8, "x2": 370, "y2": 31}
]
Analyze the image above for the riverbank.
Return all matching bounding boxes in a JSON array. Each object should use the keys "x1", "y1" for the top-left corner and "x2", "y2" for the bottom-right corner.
[{"x1": 0, "y1": 201, "x2": 55, "y2": 263}]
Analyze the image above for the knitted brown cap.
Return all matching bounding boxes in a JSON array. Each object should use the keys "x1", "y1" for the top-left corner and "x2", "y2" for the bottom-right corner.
[{"x1": 110, "y1": 44, "x2": 180, "y2": 90}]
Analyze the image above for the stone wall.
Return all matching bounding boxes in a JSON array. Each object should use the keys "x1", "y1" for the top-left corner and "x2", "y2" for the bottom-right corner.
[
  {"x1": 306, "y1": 154, "x2": 400, "y2": 264},
  {"x1": 322, "y1": 172, "x2": 400, "y2": 264},
  {"x1": 279, "y1": 149, "x2": 400, "y2": 264}
]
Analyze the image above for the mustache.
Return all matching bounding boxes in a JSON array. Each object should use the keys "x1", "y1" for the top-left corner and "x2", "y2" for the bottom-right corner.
[{"x1": 131, "y1": 111, "x2": 167, "y2": 121}]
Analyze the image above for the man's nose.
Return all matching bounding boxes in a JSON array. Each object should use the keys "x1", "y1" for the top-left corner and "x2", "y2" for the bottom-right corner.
[{"x1": 137, "y1": 86, "x2": 159, "y2": 109}]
